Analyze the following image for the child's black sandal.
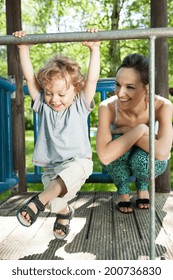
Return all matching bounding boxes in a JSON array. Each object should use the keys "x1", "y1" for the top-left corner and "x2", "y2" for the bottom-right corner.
[{"x1": 16, "y1": 195, "x2": 45, "y2": 227}]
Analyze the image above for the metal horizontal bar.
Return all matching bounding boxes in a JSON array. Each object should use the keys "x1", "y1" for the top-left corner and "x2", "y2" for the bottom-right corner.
[
  {"x1": 26, "y1": 172, "x2": 135, "y2": 184},
  {"x1": 0, "y1": 27, "x2": 173, "y2": 45}
]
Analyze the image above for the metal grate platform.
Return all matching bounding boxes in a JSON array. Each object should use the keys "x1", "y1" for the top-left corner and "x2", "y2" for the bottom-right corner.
[{"x1": 0, "y1": 192, "x2": 173, "y2": 260}]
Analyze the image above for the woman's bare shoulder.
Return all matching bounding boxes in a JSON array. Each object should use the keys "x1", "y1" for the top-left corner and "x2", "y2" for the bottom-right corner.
[
  {"x1": 155, "y1": 95, "x2": 173, "y2": 121},
  {"x1": 155, "y1": 95, "x2": 172, "y2": 110},
  {"x1": 99, "y1": 95, "x2": 117, "y2": 109}
]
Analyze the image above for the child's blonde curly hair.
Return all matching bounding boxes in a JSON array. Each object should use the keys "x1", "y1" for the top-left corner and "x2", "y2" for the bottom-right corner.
[{"x1": 37, "y1": 55, "x2": 85, "y2": 94}]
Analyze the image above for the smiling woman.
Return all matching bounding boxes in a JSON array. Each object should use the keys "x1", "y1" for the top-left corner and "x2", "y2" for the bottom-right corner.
[{"x1": 96, "y1": 53, "x2": 173, "y2": 214}]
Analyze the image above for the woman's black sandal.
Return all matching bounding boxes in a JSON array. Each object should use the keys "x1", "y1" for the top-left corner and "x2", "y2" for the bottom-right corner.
[
  {"x1": 116, "y1": 201, "x2": 133, "y2": 214},
  {"x1": 136, "y1": 198, "x2": 150, "y2": 209},
  {"x1": 16, "y1": 195, "x2": 45, "y2": 227},
  {"x1": 53, "y1": 206, "x2": 74, "y2": 240}
]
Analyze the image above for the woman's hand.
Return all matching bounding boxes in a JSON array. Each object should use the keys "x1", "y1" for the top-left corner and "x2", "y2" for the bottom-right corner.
[
  {"x1": 111, "y1": 124, "x2": 149, "y2": 136},
  {"x1": 111, "y1": 126, "x2": 131, "y2": 134}
]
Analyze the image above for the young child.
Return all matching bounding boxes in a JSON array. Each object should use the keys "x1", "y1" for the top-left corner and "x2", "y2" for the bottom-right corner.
[{"x1": 13, "y1": 29, "x2": 100, "y2": 239}]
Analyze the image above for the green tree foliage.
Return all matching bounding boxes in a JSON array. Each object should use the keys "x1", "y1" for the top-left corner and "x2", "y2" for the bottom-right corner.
[
  {"x1": 0, "y1": 0, "x2": 172, "y2": 78},
  {"x1": 0, "y1": 0, "x2": 7, "y2": 76},
  {"x1": 0, "y1": 0, "x2": 173, "y2": 126},
  {"x1": 168, "y1": 0, "x2": 173, "y2": 85}
]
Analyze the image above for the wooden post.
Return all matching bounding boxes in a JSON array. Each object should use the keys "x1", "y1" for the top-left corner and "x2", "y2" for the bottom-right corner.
[
  {"x1": 6, "y1": 0, "x2": 27, "y2": 193},
  {"x1": 151, "y1": 0, "x2": 170, "y2": 193}
]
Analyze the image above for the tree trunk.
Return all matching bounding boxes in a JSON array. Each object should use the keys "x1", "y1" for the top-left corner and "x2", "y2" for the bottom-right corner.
[
  {"x1": 109, "y1": 0, "x2": 121, "y2": 77},
  {"x1": 6, "y1": 0, "x2": 27, "y2": 193},
  {"x1": 150, "y1": 0, "x2": 170, "y2": 193}
]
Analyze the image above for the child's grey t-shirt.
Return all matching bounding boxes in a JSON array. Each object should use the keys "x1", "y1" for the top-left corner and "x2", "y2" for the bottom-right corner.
[{"x1": 32, "y1": 92, "x2": 94, "y2": 167}]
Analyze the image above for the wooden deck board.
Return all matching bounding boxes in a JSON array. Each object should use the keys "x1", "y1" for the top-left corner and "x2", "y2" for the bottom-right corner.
[
  {"x1": 0, "y1": 191, "x2": 173, "y2": 260},
  {"x1": 83, "y1": 192, "x2": 114, "y2": 260}
]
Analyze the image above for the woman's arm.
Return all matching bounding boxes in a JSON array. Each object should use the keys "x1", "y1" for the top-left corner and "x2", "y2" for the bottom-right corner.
[
  {"x1": 135, "y1": 101, "x2": 173, "y2": 160},
  {"x1": 13, "y1": 31, "x2": 40, "y2": 101},
  {"x1": 96, "y1": 102, "x2": 148, "y2": 165}
]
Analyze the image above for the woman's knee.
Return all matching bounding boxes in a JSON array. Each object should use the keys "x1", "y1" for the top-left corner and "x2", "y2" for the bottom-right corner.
[
  {"x1": 130, "y1": 148, "x2": 168, "y2": 179},
  {"x1": 155, "y1": 159, "x2": 167, "y2": 177}
]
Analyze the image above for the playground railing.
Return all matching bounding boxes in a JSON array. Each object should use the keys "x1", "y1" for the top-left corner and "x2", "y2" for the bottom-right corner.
[{"x1": 0, "y1": 77, "x2": 18, "y2": 194}]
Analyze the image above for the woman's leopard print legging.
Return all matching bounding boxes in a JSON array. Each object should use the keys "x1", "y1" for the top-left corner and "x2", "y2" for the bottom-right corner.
[{"x1": 103, "y1": 134, "x2": 167, "y2": 194}]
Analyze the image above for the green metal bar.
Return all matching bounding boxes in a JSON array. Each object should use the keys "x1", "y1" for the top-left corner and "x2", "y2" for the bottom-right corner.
[
  {"x1": 149, "y1": 36, "x2": 156, "y2": 260},
  {"x1": 0, "y1": 27, "x2": 173, "y2": 45}
]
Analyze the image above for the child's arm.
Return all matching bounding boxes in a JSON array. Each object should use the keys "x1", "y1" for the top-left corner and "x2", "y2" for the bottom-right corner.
[
  {"x1": 13, "y1": 31, "x2": 40, "y2": 101},
  {"x1": 83, "y1": 28, "x2": 100, "y2": 104}
]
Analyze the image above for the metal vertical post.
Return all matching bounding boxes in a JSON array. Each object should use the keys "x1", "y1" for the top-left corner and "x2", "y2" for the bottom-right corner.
[{"x1": 149, "y1": 36, "x2": 156, "y2": 260}]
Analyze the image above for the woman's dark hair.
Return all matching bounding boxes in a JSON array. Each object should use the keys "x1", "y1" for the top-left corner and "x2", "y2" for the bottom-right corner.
[{"x1": 116, "y1": 53, "x2": 149, "y2": 85}]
